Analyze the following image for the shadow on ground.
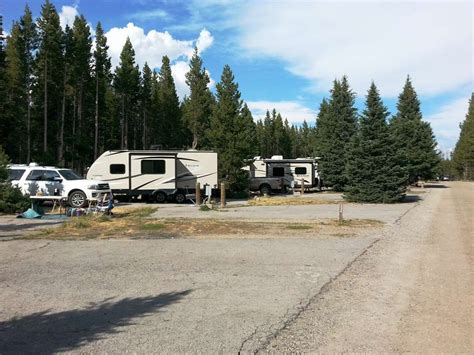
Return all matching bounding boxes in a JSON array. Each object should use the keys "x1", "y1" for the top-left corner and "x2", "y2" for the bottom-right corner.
[
  {"x1": 0, "y1": 222, "x2": 63, "y2": 232},
  {"x1": 0, "y1": 290, "x2": 192, "y2": 354}
]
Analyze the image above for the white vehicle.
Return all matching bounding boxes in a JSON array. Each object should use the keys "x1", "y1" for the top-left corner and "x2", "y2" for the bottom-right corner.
[
  {"x1": 249, "y1": 156, "x2": 322, "y2": 190},
  {"x1": 86, "y1": 150, "x2": 218, "y2": 203},
  {"x1": 7, "y1": 163, "x2": 111, "y2": 208}
]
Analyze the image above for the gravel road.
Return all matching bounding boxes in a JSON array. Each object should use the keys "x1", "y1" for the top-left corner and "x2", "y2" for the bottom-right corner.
[{"x1": 262, "y1": 181, "x2": 473, "y2": 353}]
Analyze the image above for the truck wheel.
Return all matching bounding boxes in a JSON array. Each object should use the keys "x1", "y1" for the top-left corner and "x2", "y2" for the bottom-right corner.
[
  {"x1": 259, "y1": 184, "x2": 271, "y2": 196},
  {"x1": 175, "y1": 192, "x2": 186, "y2": 204},
  {"x1": 69, "y1": 190, "x2": 87, "y2": 208},
  {"x1": 155, "y1": 192, "x2": 167, "y2": 203}
]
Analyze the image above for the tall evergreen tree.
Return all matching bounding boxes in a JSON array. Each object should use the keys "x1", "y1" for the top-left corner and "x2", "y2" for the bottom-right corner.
[
  {"x1": 183, "y1": 48, "x2": 214, "y2": 149},
  {"x1": 93, "y1": 21, "x2": 111, "y2": 159},
  {"x1": 4, "y1": 22, "x2": 26, "y2": 161},
  {"x1": 58, "y1": 25, "x2": 74, "y2": 166},
  {"x1": 390, "y1": 76, "x2": 439, "y2": 183},
  {"x1": 316, "y1": 77, "x2": 358, "y2": 191},
  {"x1": 157, "y1": 56, "x2": 182, "y2": 148},
  {"x1": 344, "y1": 83, "x2": 407, "y2": 202},
  {"x1": 113, "y1": 37, "x2": 140, "y2": 149},
  {"x1": 140, "y1": 62, "x2": 153, "y2": 149},
  {"x1": 19, "y1": 6, "x2": 37, "y2": 163},
  {"x1": 452, "y1": 93, "x2": 474, "y2": 180},
  {"x1": 209, "y1": 65, "x2": 256, "y2": 192},
  {"x1": 0, "y1": 16, "x2": 7, "y2": 157},
  {"x1": 35, "y1": 0, "x2": 63, "y2": 161}
]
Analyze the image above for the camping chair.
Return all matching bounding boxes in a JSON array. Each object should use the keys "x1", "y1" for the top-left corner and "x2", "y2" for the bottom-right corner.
[{"x1": 86, "y1": 192, "x2": 114, "y2": 216}]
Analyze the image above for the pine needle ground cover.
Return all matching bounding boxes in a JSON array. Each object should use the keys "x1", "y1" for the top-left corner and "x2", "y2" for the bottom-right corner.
[{"x1": 28, "y1": 206, "x2": 383, "y2": 240}]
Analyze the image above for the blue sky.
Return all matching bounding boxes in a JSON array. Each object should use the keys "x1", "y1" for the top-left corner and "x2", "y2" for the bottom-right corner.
[{"x1": 2, "y1": 0, "x2": 473, "y2": 154}]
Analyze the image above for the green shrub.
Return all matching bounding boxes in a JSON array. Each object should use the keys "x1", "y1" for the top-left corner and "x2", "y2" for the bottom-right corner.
[{"x1": 0, "y1": 146, "x2": 30, "y2": 214}]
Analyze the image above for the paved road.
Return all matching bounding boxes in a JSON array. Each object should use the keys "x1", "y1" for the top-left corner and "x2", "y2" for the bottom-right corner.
[
  {"x1": 0, "y1": 183, "x2": 470, "y2": 353},
  {"x1": 263, "y1": 182, "x2": 473, "y2": 353}
]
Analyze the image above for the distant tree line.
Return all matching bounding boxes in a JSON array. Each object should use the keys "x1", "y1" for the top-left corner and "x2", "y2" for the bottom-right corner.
[{"x1": 1, "y1": 1, "x2": 464, "y2": 201}]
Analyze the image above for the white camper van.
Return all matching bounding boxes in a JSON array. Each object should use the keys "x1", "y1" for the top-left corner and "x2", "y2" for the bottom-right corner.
[
  {"x1": 251, "y1": 156, "x2": 321, "y2": 190},
  {"x1": 87, "y1": 150, "x2": 218, "y2": 203}
]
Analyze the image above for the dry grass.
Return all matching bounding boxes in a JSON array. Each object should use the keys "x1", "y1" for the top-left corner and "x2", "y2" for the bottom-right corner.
[
  {"x1": 248, "y1": 196, "x2": 341, "y2": 206},
  {"x1": 29, "y1": 203, "x2": 383, "y2": 240}
]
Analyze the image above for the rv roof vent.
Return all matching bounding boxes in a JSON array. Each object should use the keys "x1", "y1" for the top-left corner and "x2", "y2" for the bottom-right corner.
[
  {"x1": 271, "y1": 155, "x2": 283, "y2": 160},
  {"x1": 29, "y1": 162, "x2": 39, "y2": 167}
]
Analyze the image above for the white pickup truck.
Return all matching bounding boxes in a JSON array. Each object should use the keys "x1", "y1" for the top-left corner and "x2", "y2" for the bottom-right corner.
[{"x1": 7, "y1": 163, "x2": 111, "y2": 208}]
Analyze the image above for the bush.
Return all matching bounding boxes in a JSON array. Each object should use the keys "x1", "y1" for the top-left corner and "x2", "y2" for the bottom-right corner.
[
  {"x1": 0, "y1": 183, "x2": 30, "y2": 214},
  {"x1": 0, "y1": 146, "x2": 30, "y2": 214}
]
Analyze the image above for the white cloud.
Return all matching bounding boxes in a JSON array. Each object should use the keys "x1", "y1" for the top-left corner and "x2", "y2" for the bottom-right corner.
[
  {"x1": 59, "y1": 5, "x2": 78, "y2": 29},
  {"x1": 129, "y1": 9, "x2": 169, "y2": 21},
  {"x1": 238, "y1": 1, "x2": 473, "y2": 97},
  {"x1": 247, "y1": 100, "x2": 316, "y2": 124},
  {"x1": 425, "y1": 95, "x2": 471, "y2": 153},
  {"x1": 105, "y1": 24, "x2": 214, "y2": 98},
  {"x1": 59, "y1": 5, "x2": 95, "y2": 36}
]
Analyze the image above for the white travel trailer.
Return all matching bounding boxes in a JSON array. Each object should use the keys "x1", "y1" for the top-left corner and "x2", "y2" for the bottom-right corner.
[
  {"x1": 87, "y1": 150, "x2": 218, "y2": 203},
  {"x1": 250, "y1": 156, "x2": 321, "y2": 189}
]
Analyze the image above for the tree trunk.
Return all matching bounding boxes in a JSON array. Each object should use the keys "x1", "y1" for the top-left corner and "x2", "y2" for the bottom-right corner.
[
  {"x1": 58, "y1": 70, "x2": 66, "y2": 166},
  {"x1": 192, "y1": 133, "x2": 198, "y2": 149},
  {"x1": 94, "y1": 74, "x2": 99, "y2": 159},
  {"x1": 142, "y1": 109, "x2": 147, "y2": 149},
  {"x1": 71, "y1": 94, "x2": 76, "y2": 169},
  {"x1": 120, "y1": 94, "x2": 125, "y2": 149},
  {"x1": 27, "y1": 93, "x2": 31, "y2": 163},
  {"x1": 43, "y1": 54, "x2": 48, "y2": 153}
]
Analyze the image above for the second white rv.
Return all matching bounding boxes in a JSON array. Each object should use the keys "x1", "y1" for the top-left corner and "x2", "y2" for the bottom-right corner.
[
  {"x1": 87, "y1": 150, "x2": 218, "y2": 203},
  {"x1": 249, "y1": 156, "x2": 322, "y2": 190}
]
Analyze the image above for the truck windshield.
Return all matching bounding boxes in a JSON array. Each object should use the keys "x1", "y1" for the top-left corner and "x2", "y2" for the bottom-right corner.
[{"x1": 58, "y1": 169, "x2": 83, "y2": 180}]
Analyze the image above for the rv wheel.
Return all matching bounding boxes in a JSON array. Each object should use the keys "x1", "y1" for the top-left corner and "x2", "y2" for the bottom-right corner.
[
  {"x1": 174, "y1": 192, "x2": 186, "y2": 204},
  {"x1": 155, "y1": 192, "x2": 167, "y2": 203}
]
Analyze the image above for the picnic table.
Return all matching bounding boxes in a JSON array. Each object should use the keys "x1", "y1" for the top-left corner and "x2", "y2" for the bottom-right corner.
[{"x1": 30, "y1": 195, "x2": 68, "y2": 214}]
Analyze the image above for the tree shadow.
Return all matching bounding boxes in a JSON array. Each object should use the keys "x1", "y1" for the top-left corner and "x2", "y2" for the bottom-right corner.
[
  {"x1": 0, "y1": 290, "x2": 192, "y2": 354},
  {"x1": 400, "y1": 195, "x2": 422, "y2": 203},
  {"x1": 423, "y1": 183, "x2": 449, "y2": 188}
]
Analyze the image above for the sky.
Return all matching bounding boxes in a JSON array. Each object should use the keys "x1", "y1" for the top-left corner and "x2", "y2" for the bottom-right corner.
[{"x1": 2, "y1": 0, "x2": 473, "y2": 154}]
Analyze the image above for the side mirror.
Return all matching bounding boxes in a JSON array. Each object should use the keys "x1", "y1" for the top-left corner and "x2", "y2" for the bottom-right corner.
[{"x1": 53, "y1": 177, "x2": 63, "y2": 183}]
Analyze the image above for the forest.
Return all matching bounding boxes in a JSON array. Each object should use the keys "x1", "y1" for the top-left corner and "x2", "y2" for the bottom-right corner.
[{"x1": 0, "y1": 1, "x2": 472, "y2": 201}]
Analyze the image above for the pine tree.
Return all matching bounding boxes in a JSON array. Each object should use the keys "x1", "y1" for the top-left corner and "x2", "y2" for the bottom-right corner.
[
  {"x1": 35, "y1": 0, "x2": 63, "y2": 162},
  {"x1": 183, "y1": 48, "x2": 214, "y2": 149},
  {"x1": 157, "y1": 56, "x2": 182, "y2": 148},
  {"x1": 4, "y1": 21, "x2": 26, "y2": 162},
  {"x1": 140, "y1": 62, "x2": 153, "y2": 149},
  {"x1": 452, "y1": 93, "x2": 474, "y2": 180},
  {"x1": 58, "y1": 25, "x2": 74, "y2": 166},
  {"x1": 113, "y1": 37, "x2": 140, "y2": 149},
  {"x1": 390, "y1": 76, "x2": 440, "y2": 183},
  {"x1": 209, "y1": 65, "x2": 256, "y2": 193},
  {"x1": 0, "y1": 16, "x2": 7, "y2": 157},
  {"x1": 313, "y1": 98, "x2": 329, "y2": 157},
  {"x1": 344, "y1": 83, "x2": 407, "y2": 203},
  {"x1": 93, "y1": 21, "x2": 111, "y2": 159},
  {"x1": 19, "y1": 6, "x2": 37, "y2": 163},
  {"x1": 316, "y1": 77, "x2": 358, "y2": 191}
]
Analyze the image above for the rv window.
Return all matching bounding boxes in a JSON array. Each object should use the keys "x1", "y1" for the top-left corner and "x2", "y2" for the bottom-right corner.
[
  {"x1": 295, "y1": 167, "x2": 307, "y2": 175},
  {"x1": 141, "y1": 160, "x2": 166, "y2": 174},
  {"x1": 272, "y1": 167, "x2": 285, "y2": 177},
  {"x1": 110, "y1": 164, "x2": 125, "y2": 174}
]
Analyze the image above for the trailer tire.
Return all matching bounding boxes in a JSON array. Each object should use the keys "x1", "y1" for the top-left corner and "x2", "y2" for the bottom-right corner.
[
  {"x1": 155, "y1": 192, "x2": 167, "y2": 203},
  {"x1": 259, "y1": 184, "x2": 271, "y2": 196},
  {"x1": 174, "y1": 192, "x2": 186, "y2": 204}
]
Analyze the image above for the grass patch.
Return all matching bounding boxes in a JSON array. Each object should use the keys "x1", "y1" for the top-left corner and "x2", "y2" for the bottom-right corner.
[
  {"x1": 115, "y1": 206, "x2": 157, "y2": 218},
  {"x1": 248, "y1": 196, "x2": 340, "y2": 206},
  {"x1": 140, "y1": 223, "x2": 165, "y2": 231},
  {"x1": 286, "y1": 224, "x2": 312, "y2": 230},
  {"x1": 323, "y1": 218, "x2": 384, "y2": 227}
]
